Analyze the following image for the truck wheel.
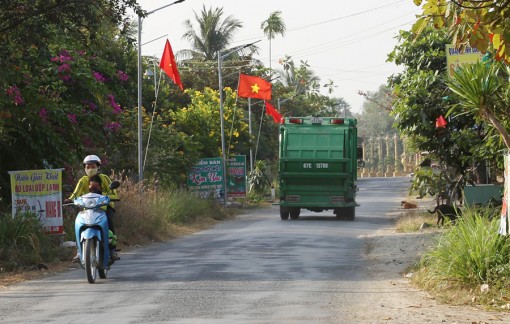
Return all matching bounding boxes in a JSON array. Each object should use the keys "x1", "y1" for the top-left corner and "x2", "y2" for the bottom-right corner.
[
  {"x1": 280, "y1": 210, "x2": 290, "y2": 220},
  {"x1": 344, "y1": 207, "x2": 355, "y2": 221},
  {"x1": 289, "y1": 208, "x2": 300, "y2": 220}
]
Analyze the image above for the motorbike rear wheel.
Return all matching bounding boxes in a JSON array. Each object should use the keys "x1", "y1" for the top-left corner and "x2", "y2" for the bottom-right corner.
[{"x1": 84, "y1": 238, "x2": 99, "y2": 283}]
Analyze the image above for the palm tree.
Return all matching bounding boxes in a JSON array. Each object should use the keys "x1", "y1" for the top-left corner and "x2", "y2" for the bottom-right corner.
[
  {"x1": 179, "y1": 6, "x2": 243, "y2": 61},
  {"x1": 260, "y1": 11, "x2": 286, "y2": 75},
  {"x1": 448, "y1": 61, "x2": 510, "y2": 149},
  {"x1": 278, "y1": 56, "x2": 320, "y2": 95}
]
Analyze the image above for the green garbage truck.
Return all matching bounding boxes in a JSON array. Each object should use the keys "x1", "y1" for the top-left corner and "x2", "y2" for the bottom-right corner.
[{"x1": 278, "y1": 116, "x2": 362, "y2": 220}]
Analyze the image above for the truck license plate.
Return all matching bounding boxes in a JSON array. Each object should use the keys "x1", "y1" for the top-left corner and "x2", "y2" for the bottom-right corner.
[{"x1": 310, "y1": 117, "x2": 322, "y2": 124}]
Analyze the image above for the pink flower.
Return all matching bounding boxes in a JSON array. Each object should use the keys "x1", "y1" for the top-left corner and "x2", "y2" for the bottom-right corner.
[
  {"x1": 5, "y1": 85, "x2": 24, "y2": 106},
  {"x1": 105, "y1": 122, "x2": 122, "y2": 132},
  {"x1": 59, "y1": 74, "x2": 72, "y2": 82},
  {"x1": 93, "y1": 71, "x2": 108, "y2": 83},
  {"x1": 67, "y1": 113, "x2": 77, "y2": 124},
  {"x1": 39, "y1": 107, "x2": 48, "y2": 123},
  {"x1": 107, "y1": 94, "x2": 123, "y2": 114},
  {"x1": 51, "y1": 50, "x2": 74, "y2": 63},
  {"x1": 116, "y1": 70, "x2": 129, "y2": 81},
  {"x1": 84, "y1": 101, "x2": 97, "y2": 111},
  {"x1": 58, "y1": 64, "x2": 70, "y2": 73}
]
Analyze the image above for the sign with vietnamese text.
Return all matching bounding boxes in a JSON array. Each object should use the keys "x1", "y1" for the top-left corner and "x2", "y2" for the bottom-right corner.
[
  {"x1": 9, "y1": 169, "x2": 64, "y2": 235},
  {"x1": 226, "y1": 155, "x2": 247, "y2": 197},
  {"x1": 446, "y1": 44, "x2": 484, "y2": 79},
  {"x1": 187, "y1": 158, "x2": 224, "y2": 199}
]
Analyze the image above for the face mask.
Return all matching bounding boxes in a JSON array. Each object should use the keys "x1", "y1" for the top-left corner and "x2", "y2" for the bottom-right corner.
[{"x1": 85, "y1": 168, "x2": 98, "y2": 177}]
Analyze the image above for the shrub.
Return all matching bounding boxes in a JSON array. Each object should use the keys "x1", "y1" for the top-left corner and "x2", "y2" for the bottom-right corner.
[
  {"x1": 412, "y1": 206, "x2": 510, "y2": 304},
  {"x1": 3, "y1": 176, "x2": 232, "y2": 273},
  {"x1": 0, "y1": 212, "x2": 55, "y2": 271},
  {"x1": 104, "y1": 177, "x2": 230, "y2": 246}
]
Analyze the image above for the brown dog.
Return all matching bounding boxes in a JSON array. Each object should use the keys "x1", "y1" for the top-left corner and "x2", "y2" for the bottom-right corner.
[{"x1": 401, "y1": 201, "x2": 417, "y2": 209}]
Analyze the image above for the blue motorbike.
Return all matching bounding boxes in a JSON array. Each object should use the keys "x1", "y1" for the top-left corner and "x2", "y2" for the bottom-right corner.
[{"x1": 71, "y1": 181, "x2": 120, "y2": 283}]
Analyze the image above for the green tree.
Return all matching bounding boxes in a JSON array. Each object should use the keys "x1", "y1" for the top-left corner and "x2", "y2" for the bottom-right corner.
[
  {"x1": 388, "y1": 27, "x2": 489, "y2": 179},
  {"x1": 0, "y1": 1, "x2": 140, "y2": 203},
  {"x1": 248, "y1": 160, "x2": 271, "y2": 195},
  {"x1": 180, "y1": 6, "x2": 246, "y2": 61},
  {"x1": 411, "y1": 0, "x2": 510, "y2": 63},
  {"x1": 356, "y1": 85, "x2": 396, "y2": 139},
  {"x1": 410, "y1": 0, "x2": 510, "y2": 173},
  {"x1": 319, "y1": 97, "x2": 352, "y2": 117},
  {"x1": 260, "y1": 11, "x2": 286, "y2": 74},
  {"x1": 170, "y1": 87, "x2": 249, "y2": 159},
  {"x1": 448, "y1": 61, "x2": 510, "y2": 152}
]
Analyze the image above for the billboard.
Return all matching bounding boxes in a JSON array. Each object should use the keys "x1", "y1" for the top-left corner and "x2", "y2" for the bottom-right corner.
[
  {"x1": 226, "y1": 155, "x2": 247, "y2": 198},
  {"x1": 9, "y1": 169, "x2": 64, "y2": 235},
  {"x1": 187, "y1": 156, "x2": 247, "y2": 199},
  {"x1": 446, "y1": 44, "x2": 484, "y2": 79},
  {"x1": 187, "y1": 157, "x2": 224, "y2": 199}
]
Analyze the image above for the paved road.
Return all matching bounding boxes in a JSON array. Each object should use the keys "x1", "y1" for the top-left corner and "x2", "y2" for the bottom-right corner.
[{"x1": 0, "y1": 177, "x2": 409, "y2": 323}]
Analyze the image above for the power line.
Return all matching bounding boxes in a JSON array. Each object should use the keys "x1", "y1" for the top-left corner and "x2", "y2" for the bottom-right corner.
[
  {"x1": 230, "y1": 0, "x2": 412, "y2": 48},
  {"x1": 287, "y1": 0, "x2": 406, "y2": 32}
]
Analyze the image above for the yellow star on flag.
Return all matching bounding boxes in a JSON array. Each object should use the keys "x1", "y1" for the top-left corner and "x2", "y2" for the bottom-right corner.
[{"x1": 237, "y1": 74, "x2": 271, "y2": 100}]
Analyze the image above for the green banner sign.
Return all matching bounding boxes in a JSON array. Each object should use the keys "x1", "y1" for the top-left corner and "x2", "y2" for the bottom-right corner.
[
  {"x1": 227, "y1": 155, "x2": 247, "y2": 198},
  {"x1": 187, "y1": 157, "x2": 223, "y2": 199}
]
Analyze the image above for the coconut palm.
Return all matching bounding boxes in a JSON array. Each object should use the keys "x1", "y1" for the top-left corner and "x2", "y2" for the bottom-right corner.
[
  {"x1": 448, "y1": 61, "x2": 510, "y2": 149},
  {"x1": 260, "y1": 11, "x2": 286, "y2": 75},
  {"x1": 179, "y1": 5, "x2": 243, "y2": 61},
  {"x1": 278, "y1": 56, "x2": 320, "y2": 95}
]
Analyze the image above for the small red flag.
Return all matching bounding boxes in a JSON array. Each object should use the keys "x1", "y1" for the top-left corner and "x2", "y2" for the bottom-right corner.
[
  {"x1": 159, "y1": 39, "x2": 183, "y2": 90},
  {"x1": 436, "y1": 115, "x2": 447, "y2": 128},
  {"x1": 238, "y1": 74, "x2": 272, "y2": 100},
  {"x1": 265, "y1": 101, "x2": 283, "y2": 124}
]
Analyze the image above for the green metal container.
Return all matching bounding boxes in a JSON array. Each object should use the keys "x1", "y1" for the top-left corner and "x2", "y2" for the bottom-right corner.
[
  {"x1": 278, "y1": 116, "x2": 360, "y2": 220},
  {"x1": 463, "y1": 184, "x2": 503, "y2": 206}
]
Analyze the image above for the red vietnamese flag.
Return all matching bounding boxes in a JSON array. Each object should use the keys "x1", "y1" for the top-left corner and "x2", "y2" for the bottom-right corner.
[
  {"x1": 265, "y1": 101, "x2": 283, "y2": 124},
  {"x1": 159, "y1": 39, "x2": 183, "y2": 90},
  {"x1": 237, "y1": 74, "x2": 271, "y2": 100}
]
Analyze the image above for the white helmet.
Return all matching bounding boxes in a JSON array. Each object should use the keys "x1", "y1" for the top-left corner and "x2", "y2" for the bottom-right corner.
[{"x1": 83, "y1": 155, "x2": 101, "y2": 166}]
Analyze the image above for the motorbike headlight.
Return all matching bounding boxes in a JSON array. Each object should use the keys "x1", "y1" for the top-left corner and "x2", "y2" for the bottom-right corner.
[{"x1": 83, "y1": 197, "x2": 97, "y2": 208}]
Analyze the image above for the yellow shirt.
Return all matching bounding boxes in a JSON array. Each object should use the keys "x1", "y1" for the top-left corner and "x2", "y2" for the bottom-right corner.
[{"x1": 68, "y1": 174, "x2": 118, "y2": 207}]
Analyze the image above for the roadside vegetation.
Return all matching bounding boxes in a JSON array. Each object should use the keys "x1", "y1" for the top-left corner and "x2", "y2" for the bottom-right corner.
[
  {"x1": 0, "y1": 179, "x2": 245, "y2": 277},
  {"x1": 396, "y1": 205, "x2": 510, "y2": 310}
]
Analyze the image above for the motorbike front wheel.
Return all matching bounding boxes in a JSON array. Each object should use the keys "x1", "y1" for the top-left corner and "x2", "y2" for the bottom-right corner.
[{"x1": 84, "y1": 238, "x2": 99, "y2": 283}]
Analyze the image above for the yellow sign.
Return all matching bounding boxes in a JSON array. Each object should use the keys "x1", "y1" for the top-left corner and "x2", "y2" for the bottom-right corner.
[
  {"x1": 446, "y1": 44, "x2": 484, "y2": 79},
  {"x1": 9, "y1": 169, "x2": 64, "y2": 234}
]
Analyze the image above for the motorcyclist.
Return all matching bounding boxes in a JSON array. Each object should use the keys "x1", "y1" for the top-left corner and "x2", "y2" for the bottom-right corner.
[{"x1": 65, "y1": 155, "x2": 119, "y2": 261}]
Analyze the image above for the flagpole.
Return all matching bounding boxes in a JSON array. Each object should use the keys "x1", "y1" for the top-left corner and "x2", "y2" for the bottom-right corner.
[
  {"x1": 254, "y1": 101, "x2": 266, "y2": 162},
  {"x1": 248, "y1": 98, "x2": 253, "y2": 174},
  {"x1": 137, "y1": 0, "x2": 186, "y2": 184},
  {"x1": 217, "y1": 40, "x2": 260, "y2": 206},
  {"x1": 217, "y1": 51, "x2": 228, "y2": 205}
]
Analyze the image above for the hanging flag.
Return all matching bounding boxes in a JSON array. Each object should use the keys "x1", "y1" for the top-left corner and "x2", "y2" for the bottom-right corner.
[
  {"x1": 238, "y1": 74, "x2": 272, "y2": 100},
  {"x1": 159, "y1": 39, "x2": 183, "y2": 90},
  {"x1": 435, "y1": 115, "x2": 447, "y2": 128},
  {"x1": 265, "y1": 101, "x2": 283, "y2": 124}
]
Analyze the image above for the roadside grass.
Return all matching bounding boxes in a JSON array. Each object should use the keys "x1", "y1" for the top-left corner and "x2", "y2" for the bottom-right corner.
[
  {"x1": 1, "y1": 178, "x2": 239, "y2": 278},
  {"x1": 401, "y1": 206, "x2": 510, "y2": 310},
  {"x1": 0, "y1": 212, "x2": 69, "y2": 272},
  {"x1": 395, "y1": 209, "x2": 438, "y2": 233}
]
